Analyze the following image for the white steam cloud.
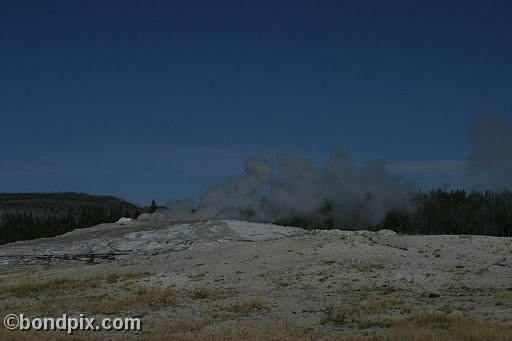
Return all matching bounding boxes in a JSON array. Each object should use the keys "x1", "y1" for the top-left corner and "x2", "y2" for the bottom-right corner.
[{"x1": 145, "y1": 150, "x2": 415, "y2": 227}]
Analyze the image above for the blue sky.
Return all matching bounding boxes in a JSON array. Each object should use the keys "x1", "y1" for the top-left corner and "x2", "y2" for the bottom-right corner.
[{"x1": 1, "y1": 1, "x2": 511, "y2": 205}]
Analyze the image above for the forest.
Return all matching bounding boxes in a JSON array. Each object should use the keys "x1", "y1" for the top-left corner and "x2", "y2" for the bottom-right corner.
[
  {"x1": 0, "y1": 193, "x2": 142, "y2": 245},
  {"x1": 382, "y1": 189, "x2": 512, "y2": 237},
  {"x1": 276, "y1": 189, "x2": 512, "y2": 237}
]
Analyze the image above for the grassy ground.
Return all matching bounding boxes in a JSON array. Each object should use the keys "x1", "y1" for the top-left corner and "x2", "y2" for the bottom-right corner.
[{"x1": 1, "y1": 229, "x2": 511, "y2": 340}]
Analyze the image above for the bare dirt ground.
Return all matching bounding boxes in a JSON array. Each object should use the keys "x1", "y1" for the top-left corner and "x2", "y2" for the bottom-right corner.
[{"x1": 0, "y1": 220, "x2": 511, "y2": 340}]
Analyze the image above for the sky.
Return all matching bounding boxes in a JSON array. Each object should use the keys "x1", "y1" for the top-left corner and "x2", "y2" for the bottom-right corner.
[{"x1": 1, "y1": 0, "x2": 511, "y2": 205}]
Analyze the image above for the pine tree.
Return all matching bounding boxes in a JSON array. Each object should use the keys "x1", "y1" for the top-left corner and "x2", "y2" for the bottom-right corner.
[{"x1": 150, "y1": 200, "x2": 157, "y2": 213}]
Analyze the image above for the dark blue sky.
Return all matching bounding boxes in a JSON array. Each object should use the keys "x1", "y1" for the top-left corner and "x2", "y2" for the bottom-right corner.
[{"x1": 1, "y1": 1, "x2": 511, "y2": 205}]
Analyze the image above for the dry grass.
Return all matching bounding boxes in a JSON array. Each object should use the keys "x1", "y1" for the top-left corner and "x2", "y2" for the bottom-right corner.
[
  {"x1": 135, "y1": 287, "x2": 176, "y2": 307},
  {"x1": 0, "y1": 271, "x2": 175, "y2": 317},
  {"x1": 1, "y1": 270, "x2": 238, "y2": 318},
  {"x1": 187, "y1": 272, "x2": 206, "y2": 281},
  {"x1": 188, "y1": 286, "x2": 237, "y2": 301},
  {"x1": 4, "y1": 315, "x2": 506, "y2": 341},
  {"x1": 350, "y1": 260, "x2": 385, "y2": 273},
  {"x1": 230, "y1": 298, "x2": 268, "y2": 315},
  {"x1": 321, "y1": 311, "x2": 511, "y2": 340},
  {"x1": 140, "y1": 323, "x2": 323, "y2": 341},
  {"x1": 16, "y1": 286, "x2": 177, "y2": 315},
  {"x1": 318, "y1": 267, "x2": 335, "y2": 282},
  {"x1": 321, "y1": 304, "x2": 352, "y2": 324},
  {"x1": 495, "y1": 289, "x2": 512, "y2": 308},
  {"x1": 321, "y1": 297, "x2": 404, "y2": 325},
  {"x1": 1, "y1": 294, "x2": 510, "y2": 341},
  {"x1": 385, "y1": 314, "x2": 512, "y2": 340},
  {"x1": 188, "y1": 287, "x2": 216, "y2": 300},
  {"x1": 1, "y1": 272, "x2": 146, "y2": 297},
  {"x1": 3, "y1": 277, "x2": 99, "y2": 297}
]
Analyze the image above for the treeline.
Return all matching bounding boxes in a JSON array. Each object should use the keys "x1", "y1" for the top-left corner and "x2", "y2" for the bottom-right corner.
[
  {"x1": 383, "y1": 189, "x2": 512, "y2": 237},
  {"x1": 1, "y1": 190, "x2": 511, "y2": 244},
  {"x1": 276, "y1": 189, "x2": 512, "y2": 237},
  {"x1": 0, "y1": 193, "x2": 142, "y2": 245}
]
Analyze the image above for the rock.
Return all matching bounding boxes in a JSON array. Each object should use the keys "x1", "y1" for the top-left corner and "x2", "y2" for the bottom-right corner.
[
  {"x1": 377, "y1": 229, "x2": 398, "y2": 236},
  {"x1": 115, "y1": 217, "x2": 133, "y2": 225}
]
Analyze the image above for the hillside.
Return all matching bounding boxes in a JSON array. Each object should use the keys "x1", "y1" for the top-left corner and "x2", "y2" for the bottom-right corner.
[{"x1": 0, "y1": 220, "x2": 510, "y2": 340}]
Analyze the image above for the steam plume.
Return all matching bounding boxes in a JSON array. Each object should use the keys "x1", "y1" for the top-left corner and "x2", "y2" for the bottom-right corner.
[
  {"x1": 146, "y1": 150, "x2": 414, "y2": 227},
  {"x1": 140, "y1": 115, "x2": 512, "y2": 226}
]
